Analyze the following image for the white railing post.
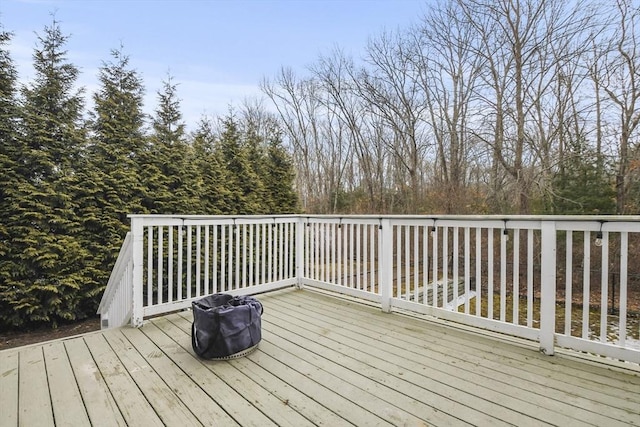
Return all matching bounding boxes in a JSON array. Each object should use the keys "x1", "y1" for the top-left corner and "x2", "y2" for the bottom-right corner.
[
  {"x1": 295, "y1": 217, "x2": 304, "y2": 289},
  {"x1": 131, "y1": 216, "x2": 145, "y2": 327},
  {"x1": 539, "y1": 220, "x2": 557, "y2": 355},
  {"x1": 380, "y1": 219, "x2": 393, "y2": 313}
]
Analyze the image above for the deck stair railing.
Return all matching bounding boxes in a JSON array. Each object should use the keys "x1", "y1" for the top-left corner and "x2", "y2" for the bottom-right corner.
[
  {"x1": 96, "y1": 232, "x2": 133, "y2": 329},
  {"x1": 98, "y1": 214, "x2": 640, "y2": 363}
]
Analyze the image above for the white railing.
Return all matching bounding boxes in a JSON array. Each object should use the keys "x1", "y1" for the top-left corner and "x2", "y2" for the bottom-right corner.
[
  {"x1": 98, "y1": 214, "x2": 640, "y2": 363},
  {"x1": 97, "y1": 232, "x2": 133, "y2": 329},
  {"x1": 129, "y1": 215, "x2": 300, "y2": 326}
]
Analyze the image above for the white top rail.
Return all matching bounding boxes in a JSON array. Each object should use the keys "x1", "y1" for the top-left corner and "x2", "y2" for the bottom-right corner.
[{"x1": 96, "y1": 215, "x2": 640, "y2": 363}]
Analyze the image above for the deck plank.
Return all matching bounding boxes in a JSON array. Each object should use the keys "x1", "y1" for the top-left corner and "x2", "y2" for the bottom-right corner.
[
  {"x1": 288, "y1": 290, "x2": 640, "y2": 389},
  {"x1": 2, "y1": 287, "x2": 639, "y2": 427},
  {"x1": 296, "y1": 290, "x2": 640, "y2": 407},
  {"x1": 304, "y1": 290, "x2": 640, "y2": 412},
  {"x1": 172, "y1": 317, "x2": 400, "y2": 425},
  {"x1": 18, "y1": 346, "x2": 54, "y2": 426},
  {"x1": 42, "y1": 342, "x2": 91, "y2": 426},
  {"x1": 83, "y1": 333, "x2": 164, "y2": 426},
  {"x1": 166, "y1": 312, "x2": 395, "y2": 427},
  {"x1": 0, "y1": 350, "x2": 18, "y2": 427},
  {"x1": 149, "y1": 317, "x2": 317, "y2": 427},
  {"x1": 120, "y1": 325, "x2": 239, "y2": 427},
  {"x1": 149, "y1": 316, "x2": 279, "y2": 427},
  {"x1": 64, "y1": 338, "x2": 127, "y2": 427},
  {"x1": 246, "y1": 344, "x2": 392, "y2": 426},
  {"x1": 262, "y1": 298, "x2": 533, "y2": 426},
  {"x1": 230, "y1": 352, "x2": 353, "y2": 426},
  {"x1": 292, "y1": 291, "x2": 640, "y2": 398},
  {"x1": 275, "y1": 290, "x2": 639, "y2": 425},
  {"x1": 260, "y1": 325, "x2": 466, "y2": 426},
  {"x1": 101, "y1": 329, "x2": 203, "y2": 426}
]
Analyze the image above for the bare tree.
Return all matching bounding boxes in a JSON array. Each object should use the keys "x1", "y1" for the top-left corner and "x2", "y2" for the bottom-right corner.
[
  {"x1": 413, "y1": 1, "x2": 482, "y2": 213},
  {"x1": 239, "y1": 97, "x2": 280, "y2": 142},
  {"x1": 310, "y1": 49, "x2": 380, "y2": 212},
  {"x1": 455, "y1": 0, "x2": 598, "y2": 213},
  {"x1": 260, "y1": 0, "x2": 630, "y2": 216},
  {"x1": 526, "y1": 1, "x2": 599, "y2": 209},
  {"x1": 599, "y1": 0, "x2": 640, "y2": 213},
  {"x1": 356, "y1": 30, "x2": 430, "y2": 212},
  {"x1": 262, "y1": 69, "x2": 326, "y2": 210}
]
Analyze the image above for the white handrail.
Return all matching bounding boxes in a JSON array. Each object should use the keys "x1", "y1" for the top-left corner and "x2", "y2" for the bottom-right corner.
[
  {"x1": 101, "y1": 215, "x2": 640, "y2": 363},
  {"x1": 298, "y1": 216, "x2": 639, "y2": 363},
  {"x1": 128, "y1": 216, "x2": 300, "y2": 327},
  {"x1": 97, "y1": 232, "x2": 133, "y2": 328}
]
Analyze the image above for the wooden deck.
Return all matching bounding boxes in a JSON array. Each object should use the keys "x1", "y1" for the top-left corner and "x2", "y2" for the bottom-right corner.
[{"x1": 1, "y1": 288, "x2": 639, "y2": 426}]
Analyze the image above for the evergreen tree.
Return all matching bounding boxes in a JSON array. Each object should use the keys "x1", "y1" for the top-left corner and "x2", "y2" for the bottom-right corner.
[
  {"x1": 142, "y1": 74, "x2": 200, "y2": 213},
  {"x1": 191, "y1": 116, "x2": 230, "y2": 214},
  {"x1": 80, "y1": 46, "x2": 147, "y2": 287},
  {"x1": 237, "y1": 106, "x2": 298, "y2": 213},
  {"x1": 218, "y1": 115, "x2": 264, "y2": 214},
  {"x1": 551, "y1": 138, "x2": 616, "y2": 215},
  {"x1": 262, "y1": 125, "x2": 299, "y2": 213},
  {"x1": 243, "y1": 124, "x2": 269, "y2": 210},
  {"x1": 0, "y1": 29, "x2": 19, "y2": 247},
  {"x1": 0, "y1": 20, "x2": 90, "y2": 328},
  {"x1": 0, "y1": 29, "x2": 22, "y2": 328}
]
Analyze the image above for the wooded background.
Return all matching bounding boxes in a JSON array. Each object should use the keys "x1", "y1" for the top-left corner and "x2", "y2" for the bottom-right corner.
[
  {"x1": 1, "y1": 0, "x2": 638, "y2": 329},
  {"x1": 264, "y1": 0, "x2": 639, "y2": 216}
]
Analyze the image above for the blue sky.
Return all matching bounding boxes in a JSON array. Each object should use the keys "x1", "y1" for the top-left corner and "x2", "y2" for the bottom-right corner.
[{"x1": 1, "y1": 0, "x2": 425, "y2": 130}]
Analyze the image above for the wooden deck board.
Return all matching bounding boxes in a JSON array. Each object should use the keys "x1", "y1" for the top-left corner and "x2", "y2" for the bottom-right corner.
[
  {"x1": 100, "y1": 329, "x2": 203, "y2": 426},
  {"x1": 243, "y1": 340, "x2": 390, "y2": 426},
  {"x1": 150, "y1": 315, "x2": 296, "y2": 427},
  {"x1": 0, "y1": 350, "x2": 18, "y2": 427},
  {"x1": 252, "y1": 311, "x2": 498, "y2": 426},
  {"x1": 264, "y1": 296, "x2": 556, "y2": 426},
  {"x1": 230, "y1": 351, "x2": 351, "y2": 426},
  {"x1": 269, "y1": 292, "x2": 617, "y2": 426},
  {"x1": 18, "y1": 346, "x2": 54, "y2": 426},
  {"x1": 1, "y1": 287, "x2": 639, "y2": 427},
  {"x1": 63, "y1": 337, "x2": 127, "y2": 427},
  {"x1": 82, "y1": 333, "x2": 165, "y2": 426},
  {"x1": 275, "y1": 290, "x2": 639, "y2": 425},
  {"x1": 166, "y1": 312, "x2": 389, "y2": 426},
  {"x1": 286, "y1": 290, "x2": 640, "y2": 402},
  {"x1": 119, "y1": 325, "x2": 239, "y2": 427},
  {"x1": 171, "y1": 312, "x2": 407, "y2": 426},
  {"x1": 289, "y1": 291, "x2": 640, "y2": 391},
  {"x1": 42, "y1": 341, "x2": 91, "y2": 426},
  {"x1": 143, "y1": 316, "x2": 271, "y2": 426}
]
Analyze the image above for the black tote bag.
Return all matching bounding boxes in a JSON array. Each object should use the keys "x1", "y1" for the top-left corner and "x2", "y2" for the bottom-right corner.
[{"x1": 191, "y1": 294, "x2": 263, "y2": 359}]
